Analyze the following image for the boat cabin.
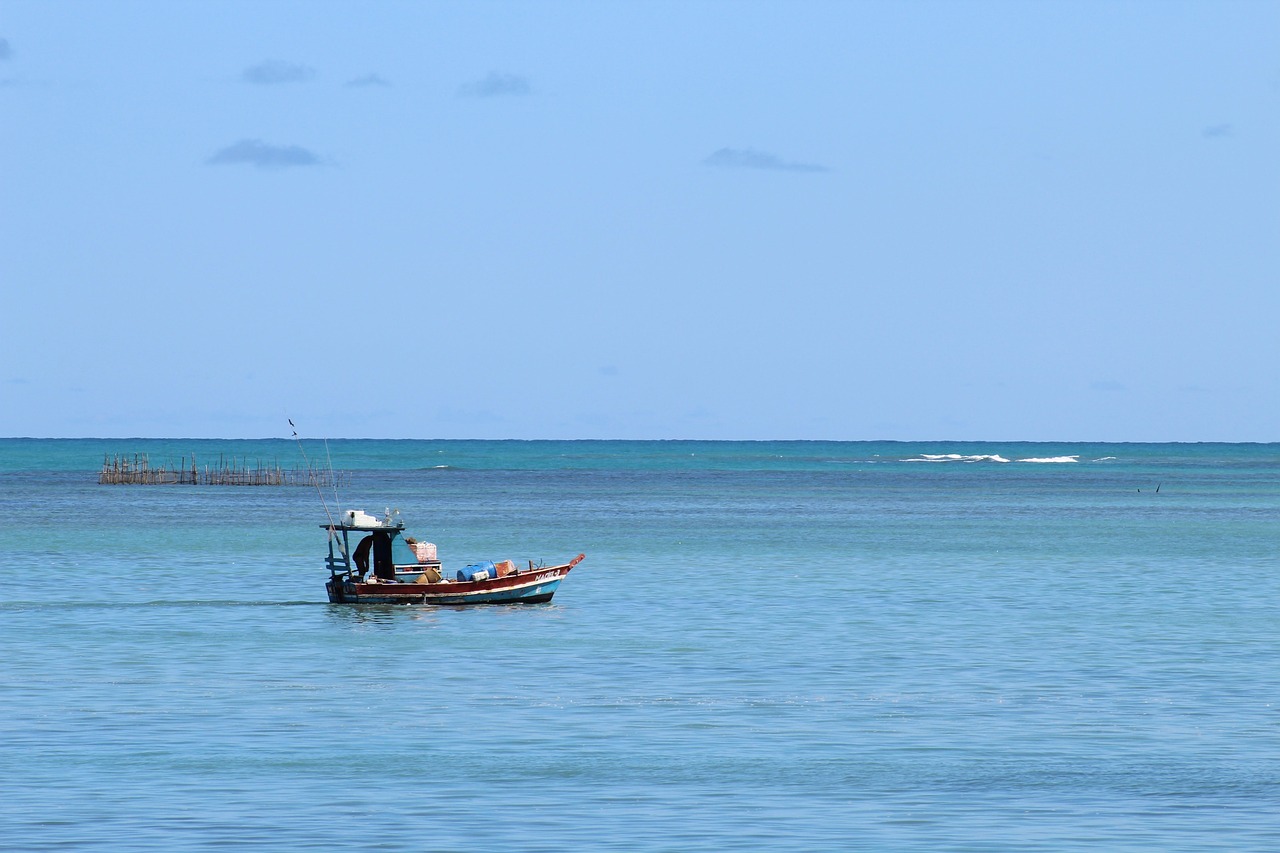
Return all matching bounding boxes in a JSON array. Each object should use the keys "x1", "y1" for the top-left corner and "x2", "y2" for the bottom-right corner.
[{"x1": 323, "y1": 509, "x2": 443, "y2": 584}]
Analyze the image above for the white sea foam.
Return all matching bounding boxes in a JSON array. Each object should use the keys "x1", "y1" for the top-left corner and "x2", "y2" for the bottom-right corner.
[
  {"x1": 904, "y1": 454, "x2": 1011, "y2": 463},
  {"x1": 1016, "y1": 456, "x2": 1080, "y2": 464}
]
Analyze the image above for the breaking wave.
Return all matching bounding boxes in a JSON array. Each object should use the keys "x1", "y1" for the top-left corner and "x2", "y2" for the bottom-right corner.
[
  {"x1": 904, "y1": 454, "x2": 1011, "y2": 463},
  {"x1": 902, "y1": 453, "x2": 1084, "y2": 465}
]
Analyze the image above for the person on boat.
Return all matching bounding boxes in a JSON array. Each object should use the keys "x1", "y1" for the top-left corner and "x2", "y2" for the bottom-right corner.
[
  {"x1": 370, "y1": 531, "x2": 395, "y2": 581},
  {"x1": 353, "y1": 532, "x2": 395, "y2": 581},
  {"x1": 353, "y1": 534, "x2": 374, "y2": 577}
]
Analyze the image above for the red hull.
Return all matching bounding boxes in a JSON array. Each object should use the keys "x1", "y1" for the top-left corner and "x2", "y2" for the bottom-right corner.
[{"x1": 328, "y1": 555, "x2": 584, "y2": 605}]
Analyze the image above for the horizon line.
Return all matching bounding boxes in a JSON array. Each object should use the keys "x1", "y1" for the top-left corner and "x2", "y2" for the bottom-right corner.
[{"x1": 2, "y1": 436, "x2": 1276, "y2": 445}]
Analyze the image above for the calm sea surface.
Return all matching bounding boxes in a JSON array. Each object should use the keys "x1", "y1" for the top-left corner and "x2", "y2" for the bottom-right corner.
[{"x1": 1, "y1": 439, "x2": 1278, "y2": 851}]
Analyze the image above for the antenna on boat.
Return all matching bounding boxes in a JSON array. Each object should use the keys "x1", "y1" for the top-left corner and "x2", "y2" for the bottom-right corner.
[{"x1": 290, "y1": 419, "x2": 339, "y2": 532}]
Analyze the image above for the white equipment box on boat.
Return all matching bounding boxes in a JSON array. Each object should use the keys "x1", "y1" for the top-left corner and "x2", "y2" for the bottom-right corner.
[{"x1": 343, "y1": 510, "x2": 382, "y2": 528}]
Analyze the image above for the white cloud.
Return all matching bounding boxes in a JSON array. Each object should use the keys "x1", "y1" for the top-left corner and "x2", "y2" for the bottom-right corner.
[
  {"x1": 458, "y1": 72, "x2": 531, "y2": 98},
  {"x1": 345, "y1": 73, "x2": 391, "y2": 88},
  {"x1": 243, "y1": 60, "x2": 315, "y2": 85},
  {"x1": 703, "y1": 147, "x2": 828, "y2": 173},
  {"x1": 206, "y1": 139, "x2": 321, "y2": 169}
]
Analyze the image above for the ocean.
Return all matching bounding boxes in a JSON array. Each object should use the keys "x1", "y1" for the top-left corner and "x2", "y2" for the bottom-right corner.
[{"x1": 1, "y1": 439, "x2": 1277, "y2": 851}]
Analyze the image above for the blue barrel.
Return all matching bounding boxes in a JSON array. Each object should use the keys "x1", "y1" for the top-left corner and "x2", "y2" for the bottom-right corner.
[{"x1": 456, "y1": 561, "x2": 496, "y2": 582}]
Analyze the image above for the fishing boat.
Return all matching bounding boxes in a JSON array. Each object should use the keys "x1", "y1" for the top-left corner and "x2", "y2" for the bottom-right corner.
[{"x1": 322, "y1": 508, "x2": 584, "y2": 605}]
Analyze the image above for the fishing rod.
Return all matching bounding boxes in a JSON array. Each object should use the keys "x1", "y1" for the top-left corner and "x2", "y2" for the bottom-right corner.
[
  {"x1": 290, "y1": 419, "x2": 341, "y2": 537},
  {"x1": 323, "y1": 436, "x2": 341, "y2": 519}
]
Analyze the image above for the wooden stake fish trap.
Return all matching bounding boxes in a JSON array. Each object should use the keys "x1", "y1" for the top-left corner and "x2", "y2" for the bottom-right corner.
[{"x1": 99, "y1": 452, "x2": 348, "y2": 487}]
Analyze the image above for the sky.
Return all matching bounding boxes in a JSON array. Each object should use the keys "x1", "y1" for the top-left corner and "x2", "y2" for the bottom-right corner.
[{"x1": 1, "y1": 0, "x2": 1277, "y2": 441}]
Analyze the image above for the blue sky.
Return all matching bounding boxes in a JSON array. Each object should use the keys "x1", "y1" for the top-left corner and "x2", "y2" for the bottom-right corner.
[{"x1": 2, "y1": 1, "x2": 1277, "y2": 440}]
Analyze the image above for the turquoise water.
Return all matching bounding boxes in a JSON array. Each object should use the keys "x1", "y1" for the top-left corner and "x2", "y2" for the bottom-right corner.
[{"x1": 1, "y1": 440, "x2": 1278, "y2": 850}]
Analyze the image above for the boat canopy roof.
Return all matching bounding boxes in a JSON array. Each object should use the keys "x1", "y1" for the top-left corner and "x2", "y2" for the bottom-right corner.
[{"x1": 322, "y1": 508, "x2": 405, "y2": 533}]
